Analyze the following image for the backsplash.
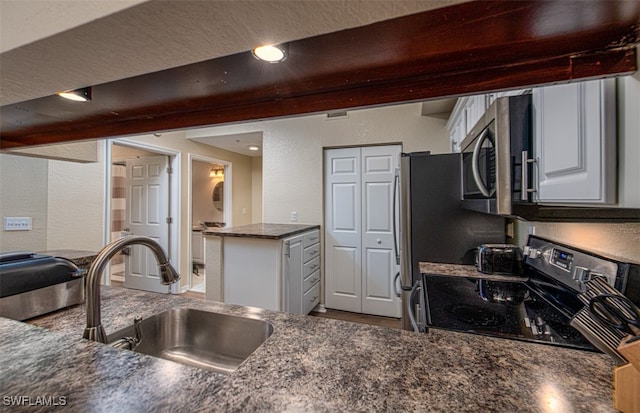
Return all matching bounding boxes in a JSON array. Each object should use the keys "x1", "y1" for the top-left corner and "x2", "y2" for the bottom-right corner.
[{"x1": 513, "y1": 220, "x2": 640, "y2": 264}]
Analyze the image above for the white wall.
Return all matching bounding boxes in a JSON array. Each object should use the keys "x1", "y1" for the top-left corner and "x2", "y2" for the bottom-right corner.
[{"x1": 188, "y1": 102, "x2": 450, "y2": 225}]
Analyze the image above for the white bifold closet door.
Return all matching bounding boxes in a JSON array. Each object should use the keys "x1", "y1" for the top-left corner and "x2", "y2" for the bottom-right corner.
[{"x1": 324, "y1": 145, "x2": 401, "y2": 318}]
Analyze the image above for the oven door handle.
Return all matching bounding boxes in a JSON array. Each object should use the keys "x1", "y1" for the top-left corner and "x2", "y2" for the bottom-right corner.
[
  {"x1": 407, "y1": 281, "x2": 421, "y2": 332},
  {"x1": 471, "y1": 128, "x2": 495, "y2": 198}
]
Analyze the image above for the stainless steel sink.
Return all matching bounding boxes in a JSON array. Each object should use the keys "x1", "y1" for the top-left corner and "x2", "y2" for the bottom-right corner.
[{"x1": 107, "y1": 308, "x2": 273, "y2": 374}]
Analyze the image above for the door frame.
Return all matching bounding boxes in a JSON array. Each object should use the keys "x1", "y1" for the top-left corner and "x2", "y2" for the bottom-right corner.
[
  {"x1": 187, "y1": 153, "x2": 232, "y2": 292},
  {"x1": 104, "y1": 138, "x2": 181, "y2": 293}
]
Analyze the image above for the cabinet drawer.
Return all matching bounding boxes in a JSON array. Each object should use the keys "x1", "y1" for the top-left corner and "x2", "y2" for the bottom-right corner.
[
  {"x1": 303, "y1": 270, "x2": 320, "y2": 293},
  {"x1": 303, "y1": 230, "x2": 320, "y2": 248},
  {"x1": 303, "y1": 256, "x2": 320, "y2": 278},
  {"x1": 303, "y1": 244, "x2": 320, "y2": 262},
  {"x1": 303, "y1": 282, "x2": 320, "y2": 314}
]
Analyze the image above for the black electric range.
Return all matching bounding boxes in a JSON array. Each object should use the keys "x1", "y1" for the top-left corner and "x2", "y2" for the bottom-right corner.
[{"x1": 422, "y1": 235, "x2": 638, "y2": 351}]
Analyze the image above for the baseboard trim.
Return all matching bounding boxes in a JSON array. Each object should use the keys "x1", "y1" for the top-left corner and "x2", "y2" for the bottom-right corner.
[{"x1": 313, "y1": 304, "x2": 327, "y2": 313}]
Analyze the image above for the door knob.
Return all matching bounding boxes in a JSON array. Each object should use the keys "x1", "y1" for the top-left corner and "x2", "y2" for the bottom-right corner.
[{"x1": 377, "y1": 239, "x2": 382, "y2": 244}]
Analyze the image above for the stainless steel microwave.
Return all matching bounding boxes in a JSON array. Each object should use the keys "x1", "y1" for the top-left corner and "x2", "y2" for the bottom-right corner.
[{"x1": 460, "y1": 94, "x2": 533, "y2": 215}]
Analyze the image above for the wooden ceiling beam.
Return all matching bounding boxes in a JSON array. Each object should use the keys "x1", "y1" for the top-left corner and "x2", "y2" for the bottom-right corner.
[{"x1": 1, "y1": 0, "x2": 638, "y2": 149}]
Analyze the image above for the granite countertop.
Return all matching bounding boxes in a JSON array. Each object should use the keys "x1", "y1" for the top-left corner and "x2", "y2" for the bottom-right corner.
[
  {"x1": 203, "y1": 223, "x2": 320, "y2": 239},
  {"x1": 420, "y1": 262, "x2": 528, "y2": 282},
  {"x1": 0, "y1": 286, "x2": 615, "y2": 412},
  {"x1": 37, "y1": 249, "x2": 98, "y2": 269}
]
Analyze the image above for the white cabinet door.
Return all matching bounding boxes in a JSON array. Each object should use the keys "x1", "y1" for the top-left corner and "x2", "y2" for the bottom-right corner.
[
  {"x1": 324, "y1": 146, "x2": 401, "y2": 318},
  {"x1": 465, "y1": 95, "x2": 486, "y2": 132},
  {"x1": 325, "y1": 148, "x2": 362, "y2": 313},
  {"x1": 446, "y1": 98, "x2": 467, "y2": 153},
  {"x1": 361, "y1": 146, "x2": 401, "y2": 318},
  {"x1": 283, "y1": 234, "x2": 304, "y2": 313},
  {"x1": 192, "y1": 231, "x2": 204, "y2": 264},
  {"x1": 533, "y1": 79, "x2": 616, "y2": 204}
]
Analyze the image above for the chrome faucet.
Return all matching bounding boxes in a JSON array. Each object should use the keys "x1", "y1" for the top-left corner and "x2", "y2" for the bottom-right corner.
[{"x1": 83, "y1": 235, "x2": 180, "y2": 343}]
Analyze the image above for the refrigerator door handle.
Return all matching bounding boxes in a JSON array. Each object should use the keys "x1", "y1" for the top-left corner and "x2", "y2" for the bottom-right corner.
[
  {"x1": 393, "y1": 168, "x2": 400, "y2": 265},
  {"x1": 394, "y1": 272, "x2": 402, "y2": 297},
  {"x1": 407, "y1": 281, "x2": 421, "y2": 332}
]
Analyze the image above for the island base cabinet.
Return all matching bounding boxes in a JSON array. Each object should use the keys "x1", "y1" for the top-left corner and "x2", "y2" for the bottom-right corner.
[
  {"x1": 222, "y1": 228, "x2": 320, "y2": 314},
  {"x1": 223, "y1": 237, "x2": 283, "y2": 311},
  {"x1": 284, "y1": 229, "x2": 320, "y2": 314}
]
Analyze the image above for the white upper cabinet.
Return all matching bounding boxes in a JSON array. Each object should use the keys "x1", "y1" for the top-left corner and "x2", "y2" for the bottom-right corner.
[
  {"x1": 447, "y1": 90, "x2": 528, "y2": 153},
  {"x1": 445, "y1": 95, "x2": 485, "y2": 153},
  {"x1": 532, "y1": 79, "x2": 617, "y2": 204},
  {"x1": 446, "y1": 100, "x2": 466, "y2": 153}
]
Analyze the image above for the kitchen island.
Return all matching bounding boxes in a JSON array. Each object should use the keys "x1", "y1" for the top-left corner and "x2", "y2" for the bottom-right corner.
[
  {"x1": 1, "y1": 286, "x2": 615, "y2": 412},
  {"x1": 203, "y1": 223, "x2": 321, "y2": 313}
]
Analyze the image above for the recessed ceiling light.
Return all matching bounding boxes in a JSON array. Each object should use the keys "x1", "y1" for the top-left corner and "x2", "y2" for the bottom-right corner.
[
  {"x1": 248, "y1": 145, "x2": 260, "y2": 151},
  {"x1": 57, "y1": 87, "x2": 91, "y2": 102},
  {"x1": 252, "y1": 44, "x2": 287, "y2": 63}
]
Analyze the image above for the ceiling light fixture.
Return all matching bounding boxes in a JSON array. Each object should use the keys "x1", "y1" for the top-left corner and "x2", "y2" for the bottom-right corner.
[
  {"x1": 252, "y1": 44, "x2": 287, "y2": 63},
  {"x1": 248, "y1": 145, "x2": 260, "y2": 151},
  {"x1": 57, "y1": 87, "x2": 92, "y2": 102}
]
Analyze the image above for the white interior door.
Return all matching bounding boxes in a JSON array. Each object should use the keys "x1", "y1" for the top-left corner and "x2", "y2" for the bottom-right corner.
[
  {"x1": 124, "y1": 155, "x2": 170, "y2": 293},
  {"x1": 325, "y1": 148, "x2": 362, "y2": 312},
  {"x1": 324, "y1": 145, "x2": 401, "y2": 317},
  {"x1": 361, "y1": 146, "x2": 401, "y2": 317}
]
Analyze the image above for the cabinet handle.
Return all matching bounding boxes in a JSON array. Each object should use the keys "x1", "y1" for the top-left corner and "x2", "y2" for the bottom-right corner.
[
  {"x1": 310, "y1": 296, "x2": 318, "y2": 302},
  {"x1": 520, "y1": 150, "x2": 537, "y2": 201}
]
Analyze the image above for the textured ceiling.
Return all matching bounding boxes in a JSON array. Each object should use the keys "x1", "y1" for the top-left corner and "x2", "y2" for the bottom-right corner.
[{"x1": 0, "y1": 0, "x2": 466, "y2": 106}]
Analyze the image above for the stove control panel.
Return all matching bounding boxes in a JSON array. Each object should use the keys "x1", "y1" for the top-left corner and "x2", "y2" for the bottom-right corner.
[
  {"x1": 550, "y1": 248, "x2": 574, "y2": 272},
  {"x1": 524, "y1": 235, "x2": 627, "y2": 293}
]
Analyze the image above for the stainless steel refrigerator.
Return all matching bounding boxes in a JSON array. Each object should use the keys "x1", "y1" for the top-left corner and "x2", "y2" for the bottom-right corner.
[{"x1": 398, "y1": 152, "x2": 505, "y2": 331}]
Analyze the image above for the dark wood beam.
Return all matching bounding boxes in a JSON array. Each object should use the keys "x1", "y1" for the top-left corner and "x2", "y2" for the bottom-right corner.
[{"x1": 1, "y1": 0, "x2": 639, "y2": 149}]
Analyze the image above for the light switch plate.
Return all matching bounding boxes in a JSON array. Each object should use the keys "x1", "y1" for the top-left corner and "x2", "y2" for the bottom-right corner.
[{"x1": 3, "y1": 217, "x2": 32, "y2": 231}]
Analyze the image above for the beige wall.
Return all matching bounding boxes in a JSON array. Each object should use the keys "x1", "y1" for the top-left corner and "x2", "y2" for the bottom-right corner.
[
  {"x1": 8, "y1": 140, "x2": 99, "y2": 163},
  {"x1": 188, "y1": 102, "x2": 450, "y2": 225},
  {"x1": 0, "y1": 154, "x2": 49, "y2": 252},
  {"x1": 46, "y1": 143, "x2": 106, "y2": 252},
  {"x1": 192, "y1": 160, "x2": 224, "y2": 225},
  {"x1": 513, "y1": 221, "x2": 640, "y2": 264},
  {"x1": 119, "y1": 131, "x2": 254, "y2": 285},
  {"x1": 0, "y1": 131, "x2": 255, "y2": 288},
  {"x1": 251, "y1": 157, "x2": 263, "y2": 223}
]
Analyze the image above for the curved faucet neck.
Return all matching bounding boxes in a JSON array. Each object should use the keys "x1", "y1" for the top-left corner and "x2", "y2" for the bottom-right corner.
[{"x1": 83, "y1": 236, "x2": 180, "y2": 343}]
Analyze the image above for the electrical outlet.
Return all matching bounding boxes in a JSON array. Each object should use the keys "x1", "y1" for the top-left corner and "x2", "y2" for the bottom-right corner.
[
  {"x1": 290, "y1": 211, "x2": 297, "y2": 222},
  {"x1": 3, "y1": 217, "x2": 32, "y2": 231},
  {"x1": 528, "y1": 225, "x2": 536, "y2": 235}
]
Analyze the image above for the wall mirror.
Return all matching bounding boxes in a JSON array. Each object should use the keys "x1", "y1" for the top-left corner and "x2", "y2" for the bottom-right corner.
[{"x1": 212, "y1": 181, "x2": 224, "y2": 212}]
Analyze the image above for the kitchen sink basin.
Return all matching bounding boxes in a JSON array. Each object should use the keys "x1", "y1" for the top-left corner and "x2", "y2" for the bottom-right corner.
[{"x1": 107, "y1": 308, "x2": 273, "y2": 374}]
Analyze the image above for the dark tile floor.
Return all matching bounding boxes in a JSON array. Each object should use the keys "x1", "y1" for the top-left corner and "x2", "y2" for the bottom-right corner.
[{"x1": 310, "y1": 309, "x2": 401, "y2": 329}]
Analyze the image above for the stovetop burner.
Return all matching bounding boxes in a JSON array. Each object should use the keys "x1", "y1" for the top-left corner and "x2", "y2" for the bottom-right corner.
[{"x1": 446, "y1": 304, "x2": 507, "y2": 328}]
